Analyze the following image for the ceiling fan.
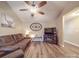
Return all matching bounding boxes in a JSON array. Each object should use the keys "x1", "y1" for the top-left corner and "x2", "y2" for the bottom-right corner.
[{"x1": 19, "y1": 1, "x2": 47, "y2": 17}]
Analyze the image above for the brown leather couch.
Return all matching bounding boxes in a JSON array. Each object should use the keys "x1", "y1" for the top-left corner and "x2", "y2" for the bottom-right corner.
[{"x1": 0, "y1": 33, "x2": 31, "y2": 58}]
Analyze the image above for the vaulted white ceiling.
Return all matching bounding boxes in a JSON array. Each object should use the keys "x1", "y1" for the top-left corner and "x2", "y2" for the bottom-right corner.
[
  {"x1": 7, "y1": 1, "x2": 66, "y2": 22},
  {"x1": 7, "y1": 1, "x2": 79, "y2": 23}
]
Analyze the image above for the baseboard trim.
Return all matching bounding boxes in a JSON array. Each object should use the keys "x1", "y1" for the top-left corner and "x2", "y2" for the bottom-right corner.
[{"x1": 64, "y1": 40, "x2": 79, "y2": 48}]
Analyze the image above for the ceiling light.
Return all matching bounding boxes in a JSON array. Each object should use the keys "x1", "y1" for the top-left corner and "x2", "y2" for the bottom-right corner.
[{"x1": 30, "y1": 6, "x2": 38, "y2": 14}]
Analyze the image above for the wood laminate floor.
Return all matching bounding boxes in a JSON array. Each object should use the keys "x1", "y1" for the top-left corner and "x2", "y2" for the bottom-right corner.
[{"x1": 24, "y1": 42, "x2": 79, "y2": 58}]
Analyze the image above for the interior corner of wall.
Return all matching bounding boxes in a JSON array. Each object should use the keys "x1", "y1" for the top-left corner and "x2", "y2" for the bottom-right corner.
[{"x1": 58, "y1": 42, "x2": 64, "y2": 47}]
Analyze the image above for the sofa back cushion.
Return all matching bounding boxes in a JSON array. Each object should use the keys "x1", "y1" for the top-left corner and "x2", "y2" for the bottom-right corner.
[
  {"x1": 12, "y1": 33, "x2": 24, "y2": 42},
  {"x1": 0, "y1": 37, "x2": 4, "y2": 47},
  {"x1": 0, "y1": 35, "x2": 15, "y2": 47}
]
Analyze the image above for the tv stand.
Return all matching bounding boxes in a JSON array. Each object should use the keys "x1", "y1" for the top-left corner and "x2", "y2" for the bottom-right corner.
[{"x1": 44, "y1": 28, "x2": 58, "y2": 44}]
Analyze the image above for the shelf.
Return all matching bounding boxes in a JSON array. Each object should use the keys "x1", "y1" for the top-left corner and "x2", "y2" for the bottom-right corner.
[{"x1": 44, "y1": 28, "x2": 58, "y2": 44}]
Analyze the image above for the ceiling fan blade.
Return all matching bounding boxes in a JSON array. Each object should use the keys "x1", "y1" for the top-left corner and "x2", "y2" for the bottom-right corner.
[
  {"x1": 38, "y1": 1, "x2": 47, "y2": 8},
  {"x1": 19, "y1": 9, "x2": 28, "y2": 11},
  {"x1": 38, "y1": 11, "x2": 45, "y2": 15},
  {"x1": 25, "y1": 1, "x2": 31, "y2": 5}
]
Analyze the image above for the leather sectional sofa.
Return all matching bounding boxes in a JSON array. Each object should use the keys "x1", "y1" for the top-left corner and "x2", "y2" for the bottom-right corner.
[{"x1": 0, "y1": 33, "x2": 31, "y2": 58}]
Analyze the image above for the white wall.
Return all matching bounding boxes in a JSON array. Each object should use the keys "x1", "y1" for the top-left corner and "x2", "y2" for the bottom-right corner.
[
  {"x1": 64, "y1": 14, "x2": 79, "y2": 46},
  {"x1": 56, "y1": 4, "x2": 79, "y2": 46},
  {"x1": 0, "y1": 2, "x2": 24, "y2": 36},
  {"x1": 22, "y1": 20, "x2": 56, "y2": 41},
  {"x1": 1, "y1": 1, "x2": 79, "y2": 43},
  {"x1": 7, "y1": 1, "x2": 58, "y2": 41},
  {"x1": 0, "y1": 2, "x2": 56, "y2": 42}
]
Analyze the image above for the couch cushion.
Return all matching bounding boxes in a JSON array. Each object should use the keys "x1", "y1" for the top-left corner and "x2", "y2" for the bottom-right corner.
[
  {"x1": 0, "y1": 35, "x2": 15, "y2": 47},
  {"x1": 0, "y1": 45, "x2": 19, "y2": 52},
  {"x1": 0, "y1": 37, "x2": 4, "y2": 47},
  {"x1": 2, "y1": 49, "x2": 24, "y2": 58},
  {"x1": 12, "y1": 33, "x2": 24, "y2": 42},
  {"x1": 0, "y1": 51, "x2": 5, "y2": 57},
  {"x1": 14, "y1": 39, "x2": 31, "y2": 50}
]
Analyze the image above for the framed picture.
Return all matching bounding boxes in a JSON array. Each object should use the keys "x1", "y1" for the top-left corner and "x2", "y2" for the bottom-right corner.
[{"x1": 1, "y1": 13, "x2": 15, "y2": 28}]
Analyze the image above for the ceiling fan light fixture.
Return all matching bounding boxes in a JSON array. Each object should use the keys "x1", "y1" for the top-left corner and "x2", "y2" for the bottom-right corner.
[
  {"x1": 30, "y1": 6, "x2": 38, "y2": 14},
  {"x1": 23, "y1": 1, "x2": 47, "y2": 17}
]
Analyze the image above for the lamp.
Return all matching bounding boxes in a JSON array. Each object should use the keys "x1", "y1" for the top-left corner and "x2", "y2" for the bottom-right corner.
[
  {"x1": 25, "y1": 30, "x2": 30, "y2": 35},
  {"x1": 30, "y1": 34, "x2": 35, "y2": 38},
  {"x1": 25, "y1": 30, "x2": 30, "y2": 38}
]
